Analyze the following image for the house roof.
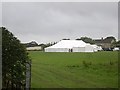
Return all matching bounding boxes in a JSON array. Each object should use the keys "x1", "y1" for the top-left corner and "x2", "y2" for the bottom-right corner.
[
  {"x1": 103, "y1": 38, "x2": 115, "y2": 43},
  {"x1": 94, "y1": 37, "x2": 115, "y2": 44}
]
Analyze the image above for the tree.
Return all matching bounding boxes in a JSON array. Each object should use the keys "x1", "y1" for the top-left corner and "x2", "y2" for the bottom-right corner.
[
  {"x1": 62, "y1": 38, "x2": 70, "y2": 40},
  {"x1": 39, "y1": 42, "x2": 56, "y2": 51},
  {"x1": 76, "y1": 37, "x2": 95, "y2": 44},
  {"x1": 112, "y1": 40, "x2": 120, "y2": 48},
  {"x1": 39, "y1": 44, "x2": 46, "y2": 51},
  {"x1": 2, "y1": 27, "x2": 31, "y2": 89}
]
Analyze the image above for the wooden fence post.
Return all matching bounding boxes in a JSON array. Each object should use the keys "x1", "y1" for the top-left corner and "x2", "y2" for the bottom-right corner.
[
  {"x1": 26, "y1": 60, "x2": 31, "y2": 89},
  {"x1": 0, "y1": 27, "x2": 2, "y2": 90}
]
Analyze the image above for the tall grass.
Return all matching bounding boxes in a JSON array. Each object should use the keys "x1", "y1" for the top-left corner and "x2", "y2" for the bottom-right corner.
[{"x1": 29, "y1": 51, "x2": 118, "y2": 88}]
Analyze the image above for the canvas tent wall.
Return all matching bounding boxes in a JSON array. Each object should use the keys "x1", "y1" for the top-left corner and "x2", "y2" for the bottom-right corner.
[
  {"x1": 72, "y1": 47, "x2": 85, "y2": 52},
  {"x1": 45, "y1": 48, "x2": 70, "y2": 52},
  {"x1": 85, "y1": 44, "x2": 94, "y2": 52},
  {"x1": 91, "y1": 45, "x2": 99, "y2": 52},
  {"x1": 73, "y1": 44, "x2": 94, "y2": 52}
]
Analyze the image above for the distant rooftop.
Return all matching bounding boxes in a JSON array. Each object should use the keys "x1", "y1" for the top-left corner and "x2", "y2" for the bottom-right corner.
[{"x1": 94, "y1": 36, "x2": 116, "y2": 44}]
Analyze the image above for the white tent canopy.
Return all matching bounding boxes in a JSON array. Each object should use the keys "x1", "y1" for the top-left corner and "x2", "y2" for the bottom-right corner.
[
  {"x1": 45, "y1": 40, "x2": 99, "y2": 52},
  {"x1": 45, "y1": 40, "x2": 86, "y2": 52},
  {"x1": 46, "y1": 40, "x2": 86, "y2": 48},
  {"x1": 91, "y1": 45, "x2": 102, "y2": 52}
]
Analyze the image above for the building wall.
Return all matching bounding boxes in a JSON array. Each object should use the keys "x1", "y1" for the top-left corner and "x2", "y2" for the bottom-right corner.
[
  {"x1": 26, "y1": 46, "x2": 42, "y2": 51},
  {"x1": 95, "y1": 43, "x2": 112, "y2": 49},
  {"x1": 102, "y1": 43, "x2": 111, "y2": 48}
]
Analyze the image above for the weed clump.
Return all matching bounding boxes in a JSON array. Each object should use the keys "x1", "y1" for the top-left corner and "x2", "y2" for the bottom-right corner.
[
  {"x1": 110, "y1": 61, "x2": 114, "y2": 65},
  {"x1": 82, "y1": 60, "x2": 92, "y2": 68}
]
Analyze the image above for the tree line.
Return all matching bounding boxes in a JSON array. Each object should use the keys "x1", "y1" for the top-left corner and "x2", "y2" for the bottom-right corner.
[{"x1": 24, "y1": 36, "x2": 120, "y2": 51}]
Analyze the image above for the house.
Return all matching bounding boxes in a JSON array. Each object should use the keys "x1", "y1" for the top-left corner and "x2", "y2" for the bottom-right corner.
[{"x1": 94, "y1": 36, "x2": 116, "y2": 50}]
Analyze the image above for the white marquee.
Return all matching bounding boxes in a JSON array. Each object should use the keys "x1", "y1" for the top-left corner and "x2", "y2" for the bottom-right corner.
[{"x1": 45, "y1": 40, "x2": 101, "y2": 52}]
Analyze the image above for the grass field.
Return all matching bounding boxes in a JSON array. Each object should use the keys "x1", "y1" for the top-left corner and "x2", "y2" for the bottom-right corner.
[{"x1": 29, "y1": 51, "x2": 118, "y2": 88}]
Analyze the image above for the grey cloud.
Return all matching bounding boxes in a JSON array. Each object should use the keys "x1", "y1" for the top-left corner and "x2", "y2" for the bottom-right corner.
[
  {"x1": 0, "y1": 3, "x2": 2, "y2": 26},
  {"x1": 2, "y1": 2, "x2": 118, "y2": 43}
]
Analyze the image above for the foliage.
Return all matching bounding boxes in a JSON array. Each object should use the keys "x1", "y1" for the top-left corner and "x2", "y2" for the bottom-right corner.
[
  {"x1": 23, "y1": 41, "x2": 38, "y2": 47},
  {"x1": 76, "y1": 37, "x2": 95, "y2": 44},
  {"x1": 82, "y1": 60, "x2": 92, "y2": 67},
  {"x1": 39, "y1": 42, "x2": 56, "y2": 51},
  {"x1": 2, "y1": 27, "x2": 30, "y2": 89},
  {"x1": 62, "y1": 38, "x2": 70, "y2": 40},
  {"x1": 112, "y1": 40, "x2": 120, "y2": 48}
]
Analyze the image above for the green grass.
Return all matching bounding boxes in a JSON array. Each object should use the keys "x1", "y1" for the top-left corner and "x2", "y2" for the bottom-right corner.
[{"x1": 29, "y1": 51, "x2": 118, "y2": 88}]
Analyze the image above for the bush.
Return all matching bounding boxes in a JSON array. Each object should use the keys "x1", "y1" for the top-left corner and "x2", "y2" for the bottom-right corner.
[
  {"x1": 82, "y1": 60, "x2": 92, "y2": 68},
  {"x1": 110, "y1": 61, "x2": 114, "y2": 65},
  {"x1": 2, "y1": 27, "x2": 31, "y2": 89}
]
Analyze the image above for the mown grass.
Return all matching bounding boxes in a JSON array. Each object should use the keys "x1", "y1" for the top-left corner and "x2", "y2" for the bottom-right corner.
[{"x1": 29, "y1": 51, "x2": 118, "y2": 88}]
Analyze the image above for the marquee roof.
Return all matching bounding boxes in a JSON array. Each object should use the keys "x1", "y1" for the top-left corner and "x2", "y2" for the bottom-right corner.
[{"x1": 46, "y1": 40, "x2": 87, "y2": 49}]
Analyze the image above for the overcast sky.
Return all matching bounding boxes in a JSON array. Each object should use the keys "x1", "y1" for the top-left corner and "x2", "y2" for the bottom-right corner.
[
  {"x1": 0, "y1": 2, "x2": 2, "y2": 26},
  {"x1": 2, "y1": 2, "x2": 118, "y2": 44}
]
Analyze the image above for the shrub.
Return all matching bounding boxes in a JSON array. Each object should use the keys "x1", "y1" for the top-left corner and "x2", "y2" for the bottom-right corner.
[
  {"x1": 2, "y1": 27, "x2": 31, "y2": 89},
  {"x1": 110, "y1": 61, "x2": 114, "y2": 65},
  {"x1": 82, "y1": 60, "x2": 92, "y2": 68}
]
